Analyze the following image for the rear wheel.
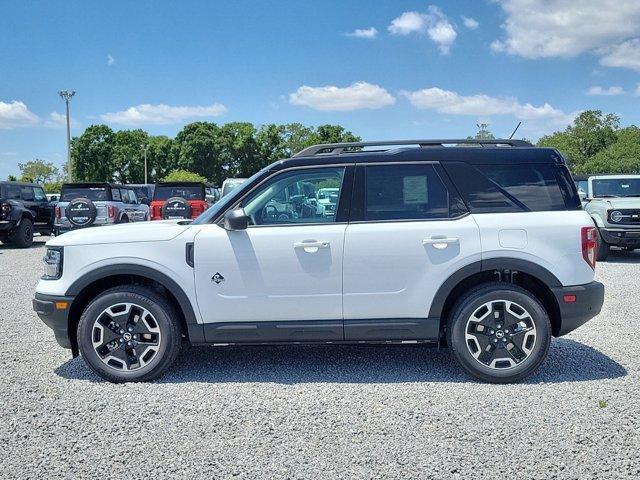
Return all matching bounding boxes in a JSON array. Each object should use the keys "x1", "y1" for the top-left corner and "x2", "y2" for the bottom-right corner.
[
  {"x1": 10, "y1": 218, "x2": 33, "y2": 248},
  {"x1": 596, "y1": 229, "x2": 609, "y2": 261},
  {"x1": 77, "y1": 285, "x2": 182, "y2": 383},
  {"x1": 447, "y1": 283, "x2": 551, "y2": 383}
]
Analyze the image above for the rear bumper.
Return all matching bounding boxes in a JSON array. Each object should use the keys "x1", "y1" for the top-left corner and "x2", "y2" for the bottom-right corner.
[
  {"x1": 33, "y1": 292, "x2": 75, "y2": 351},
  {"x1": 552, "y1": 281, "x2": 604, "y2": 336},
  {"x1": 600, "y1": 228, "x2": 640, "y2": 247}
]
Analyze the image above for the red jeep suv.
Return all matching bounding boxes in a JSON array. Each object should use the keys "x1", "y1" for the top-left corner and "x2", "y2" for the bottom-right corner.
[{"x1": 150, "y1": 182, "x2": 210, "y2": 220}]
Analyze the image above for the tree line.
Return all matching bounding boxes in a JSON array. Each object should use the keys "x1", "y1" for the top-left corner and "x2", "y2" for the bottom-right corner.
[{"x1": 70, "y1": 122, "x2": 360, "y2": 186}]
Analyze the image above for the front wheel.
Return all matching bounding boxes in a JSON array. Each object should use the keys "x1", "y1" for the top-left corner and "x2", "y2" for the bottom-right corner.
[
  {"x1": 447, "y1": 283, "x2": 551, "y2": 383},
  {"x1": 10, "y1": 218, "x2": 33, "y2": 248},
  {"x1": 77, "y1": 285, "x2": 182, "y2": 383}
]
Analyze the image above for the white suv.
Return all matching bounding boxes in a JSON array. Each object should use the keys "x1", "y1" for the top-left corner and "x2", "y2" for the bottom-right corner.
[{"x1": 33, "y1": 139, "x2": 604, "y2": 383}]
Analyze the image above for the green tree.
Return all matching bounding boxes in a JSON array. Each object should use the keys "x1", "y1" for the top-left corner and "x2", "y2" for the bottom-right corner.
[
  {"x1": 162, "y1": 169, "x2": 208, "y2": 183},
  {"x1": 18, "y1": 159, "x2": 59, "y2": 184},
  {"x1": 173, "y1": 122, "x2": 225, "y2": 184},
  {"x1": 72, "y1": 124, "x2": 116, "y2": 182},
  {"x1": 112, "y1": 129, "x2": 150, "y2": 183},
  {"x1": 281, "y1": 123, "x2": 316, "y2": 156},
  {"x1": 146, "y1": 135, "x2": 175, "y2": 182},
  {"x1": 538, "y1": 110, "x2": 620, "y2": 170},
  {"x1": 578, "y1": 126, "x2": 640, "y2": 174},
  {"x1": 7, "y1": 174, "x2": 18, "y2": 181},
  {"x1": 469, "y1": 123, "x2": 495, "y2": 140},
  {"x1": 314, "y1": 124, "x2": 360, "y2": 144}
]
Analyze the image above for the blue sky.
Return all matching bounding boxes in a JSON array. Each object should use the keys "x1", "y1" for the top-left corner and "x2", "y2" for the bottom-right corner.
[{"x1": 1, "y1": 0, "x2": 639, "y2": 177}]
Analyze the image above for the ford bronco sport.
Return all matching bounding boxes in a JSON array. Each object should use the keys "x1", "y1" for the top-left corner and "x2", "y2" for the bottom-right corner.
[
  {"x1": 0, "y1": 181, "x2": 54, "y2": 247},
  {"x1": 581, "y1": 174, "x2": 640, "y2": 260},
  {"x1": 54, "y1": 183, "x2": 149, "y2": 235},
  {"x1": 150, "y1": 182, "x2": 209, "y2": 220},
  {"x1": 33, "y1": 139, "x2": 604, "y2": 383}
]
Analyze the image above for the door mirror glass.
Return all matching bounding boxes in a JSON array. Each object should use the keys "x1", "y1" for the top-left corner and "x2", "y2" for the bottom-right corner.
[{"x1": 224, "y1": 208, "x2": 248, "y2": 230}]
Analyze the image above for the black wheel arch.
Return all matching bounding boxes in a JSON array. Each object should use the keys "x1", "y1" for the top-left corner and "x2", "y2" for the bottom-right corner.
[
  {"x1": 430, "y1": 258, "x2": 563, "y2": 336},
  {"x1": 65, "y1": 264, "x2": 203, "y2": 355}
]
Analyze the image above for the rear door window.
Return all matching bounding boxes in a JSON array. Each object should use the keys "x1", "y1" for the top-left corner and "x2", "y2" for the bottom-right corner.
[
  {"x1": 112, "y1": 188, "x2": 122, "y2": 201},
  {"x1": 362, "y1": 164, "x2": 457, "y2": 221},
  {"x1": 5, "y1": 185, "x2": 21, "y2": 199}
]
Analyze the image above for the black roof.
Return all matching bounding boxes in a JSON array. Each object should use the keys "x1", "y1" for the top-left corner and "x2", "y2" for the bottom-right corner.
[
  {"x1": 155, "y1": 182, "x2": 205, "y2": 187},
  {"x1": 0, "y1": 181, "x2": 42, "y2": 187},
  {"x1": 273, "y1": 139, "x2": 564, "y2": 171},
  {"x1": 61, "y1": 182, "x2": 132, "y2": 189}
]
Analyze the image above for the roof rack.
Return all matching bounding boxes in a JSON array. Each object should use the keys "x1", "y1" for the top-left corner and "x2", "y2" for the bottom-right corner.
[{"x1": 294, "y1": 139, "x2": 532, "y2": 157}]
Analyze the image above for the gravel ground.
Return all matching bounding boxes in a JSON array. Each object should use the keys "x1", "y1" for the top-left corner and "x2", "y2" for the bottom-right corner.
[{"x1": 1, "y1": 236, "x2": 638, "y2": 479}]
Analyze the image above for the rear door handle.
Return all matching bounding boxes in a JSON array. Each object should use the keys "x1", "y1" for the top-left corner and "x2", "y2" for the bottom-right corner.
[
  {"x1": 294, "y1": 241, "x2": 330, "y2": 252},
  {"x1": 423, "y1": 237, "x2": 459, "y2": 249}
]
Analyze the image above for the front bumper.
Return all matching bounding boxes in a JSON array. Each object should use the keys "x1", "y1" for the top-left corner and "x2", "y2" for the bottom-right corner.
[
  {"x1": 551, "y1": 281, "x2": 604, "y2": 336},
  {"x1": 0, "y1": 219, "x2": 16, "y2": 233},
  {"x1": 33, "y1": 293, "x2": 75, "y2": 352},
  {"x1": 600, "y1": 228, "x2": 640, "y2": 248}
]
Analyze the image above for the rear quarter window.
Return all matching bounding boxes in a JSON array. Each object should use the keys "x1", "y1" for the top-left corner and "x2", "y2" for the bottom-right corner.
[{"x1": 443, "y1": 162, "x2": 578, "y2": 212}]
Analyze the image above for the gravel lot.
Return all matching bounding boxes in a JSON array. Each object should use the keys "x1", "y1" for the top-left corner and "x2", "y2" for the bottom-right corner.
[{"x1": 1, "y1": 236, "x2": 638, "y2": 479}]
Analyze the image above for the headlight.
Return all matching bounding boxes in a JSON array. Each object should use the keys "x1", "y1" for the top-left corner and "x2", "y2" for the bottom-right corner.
[
  {"x1": 42, "y1": 247, "x2": 63, "y2": 280},
  {"x1": 610, "y1": 210, "x2": 623, "y2": 223}
]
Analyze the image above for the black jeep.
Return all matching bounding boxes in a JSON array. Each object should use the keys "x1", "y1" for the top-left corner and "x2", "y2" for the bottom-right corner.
[{"x1": 0, "y1": 181, "x2": 54, "y2": 248}]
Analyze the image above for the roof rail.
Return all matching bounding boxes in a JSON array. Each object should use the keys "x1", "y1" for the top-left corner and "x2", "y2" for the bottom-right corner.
[{"x1": 293, "y1": 139, "x2": 533, "y2": 157}]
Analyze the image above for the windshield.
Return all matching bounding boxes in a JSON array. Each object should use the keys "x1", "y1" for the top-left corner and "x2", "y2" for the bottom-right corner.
[
  {"x1": 153, "y1": 185, "x2": 204, "y2": 201},
  {"x1": 592, "y1": 178, "x2": 640, "y2": 198},
  {"x1": 60, "y1": 186, "x2": 109, "y2": 202}
]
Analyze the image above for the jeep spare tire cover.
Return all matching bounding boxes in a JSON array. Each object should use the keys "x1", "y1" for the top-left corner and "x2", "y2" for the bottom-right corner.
[
  {"x1": 66, "y1": 198, "x2": 97, "y2": 227},
  {"x1": 162, "y1": 197, "x2": 192, "y2": 220}
]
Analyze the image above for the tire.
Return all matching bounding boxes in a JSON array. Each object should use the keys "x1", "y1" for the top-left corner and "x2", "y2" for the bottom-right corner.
[
  {"x1": 9, "y1": 218, "x2": 33, "y2": 248},
  {"x1": 77, "y1": 285, "x2": 182, "y2": 383},
  {"x1": 596, "y1": 229, "x2": 609, "y2": 261},
  {"x1": 446, "y1": 282, "x2": 551, "y2": 384},
  {"x1": 119, "y1": 215, "x2": 129, "y2": 224}
]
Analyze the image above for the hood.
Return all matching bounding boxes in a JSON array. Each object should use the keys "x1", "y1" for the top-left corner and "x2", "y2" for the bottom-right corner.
[
  {"x1": 593, "y1": 197, "x2": 640, "y2": 209},
  {"x1": 47, "y1": 220, "x2": 192, "y2": 247}
]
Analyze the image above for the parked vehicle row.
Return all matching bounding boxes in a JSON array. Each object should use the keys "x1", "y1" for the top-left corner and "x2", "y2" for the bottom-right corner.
[
  {"x1": 575, "y1": 174, "x2": 640, "y2": 260},
  {"x1": 33, "y1": 139, "x2": 604, "y2": 384}
]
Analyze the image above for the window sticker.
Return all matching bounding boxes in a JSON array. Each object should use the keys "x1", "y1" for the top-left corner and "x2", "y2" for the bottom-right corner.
[{"x1": 403, "y1": 175, "x2": 429, "y2": 204}]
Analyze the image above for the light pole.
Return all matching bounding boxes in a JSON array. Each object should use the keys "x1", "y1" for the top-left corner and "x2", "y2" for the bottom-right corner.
[
  {"x1": 142, "y1": 144, "x2": 149, "y2": 184},
  {"x1": 58, "y1": 90, "x2": 75, "y2": 181}
]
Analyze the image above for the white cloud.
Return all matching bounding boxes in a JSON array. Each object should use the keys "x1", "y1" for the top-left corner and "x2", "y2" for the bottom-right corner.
[
  {"x1": 586, "y1": 86, "x2": 625, "y2": 96},
  {"x1": 462, "y1": 16, "x2": 479, "y2": 29},
  {"x1": 0, "y1": 101, "x2": 40, "y2": 129},
  {"x1": 491, "y1": 0, "x2": 640, "y2": 69},
  {"x1": 401, "y1": 87, "x2": 576, "y2": 128},
  {"x1": 289, "y1": 82, "x2": 395, "y2": 111},
  {"x1": 100, "y1": 103, "x2": 227, "y2": 125},
  {"x1": 598, "y1": 39, "x2": 640, "y2": 71},
  {"x1": 388, "y1": 6, "x2": 457, "y2": 54},
  {"x1": 346, "y1": 27, "x2": 378, "y2": 39},
  {"x1": 107, "y1": 54, "x2": 115, "y2": 66},
  {"x1": 635, "y1": 84, "x2": 640, "y2": 97}
]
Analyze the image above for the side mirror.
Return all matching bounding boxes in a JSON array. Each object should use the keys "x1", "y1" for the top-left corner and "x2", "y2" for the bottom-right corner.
[
  {"x1": 223, "y1": 208, "x2": 248, "y2": 230},
  {"x1": 578, "y1": 191, "x2": 587, "y2": 202}
]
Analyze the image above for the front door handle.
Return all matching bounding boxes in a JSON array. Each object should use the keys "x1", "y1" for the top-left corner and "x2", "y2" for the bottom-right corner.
[
  {"x1": 423, "y1": 237, "x2": 459, "y2": 249},
  {"x1": 294, "y1": 241, "x2": 330, "y2": 253}
]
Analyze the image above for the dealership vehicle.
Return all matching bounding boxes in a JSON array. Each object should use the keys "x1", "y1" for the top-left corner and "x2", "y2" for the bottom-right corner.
[
  {"x1": 129, "y1": 184, "x2": 155, "y2": 206},
  {"x1": 0, "y1": 181, "x2": 54, "y2": 247},
  {"x1": 582, "y1": 174, "x2": 640, "y2": 260},
  {"x1": 54, "y1": 183, "x2": 149, "y2": 235},
  {"x1": 34, "y1": 139, "x2": 604, "y2": 383},
  {"x1": 316, "y1": 187, "x2": 340, "y2": 217},
  {"x1": 150, "y1": 182, "x2": 209, "y2": 220},
  {"x1": 221, "y1": 178, "x2": 246, "y2": 197}
]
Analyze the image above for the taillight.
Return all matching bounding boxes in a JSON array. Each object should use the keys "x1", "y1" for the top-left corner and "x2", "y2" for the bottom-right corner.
[
  {"x1": 582, "y1": 227, "x2": 597, "y2": 270},
  {"x1": 107, "y1": 205, "x2": 116, "y2": 218},
  {"x1": 1, "y1": 202, "x2": 10, "y2": 219},
  {"x1": 54, "y1": 205, "x2": 61, "y2": 219}
]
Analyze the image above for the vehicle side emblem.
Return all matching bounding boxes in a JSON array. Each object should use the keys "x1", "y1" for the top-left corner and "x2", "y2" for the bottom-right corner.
[{"x1": 211, "y1": 272, "x2": 225, "y2": 284}]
